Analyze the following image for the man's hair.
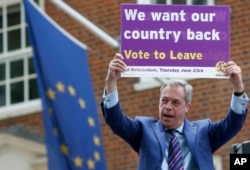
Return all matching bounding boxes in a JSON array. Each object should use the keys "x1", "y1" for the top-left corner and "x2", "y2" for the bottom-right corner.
[{"x1": 160, "y1": 79, "x2": 193, "y2": 104}]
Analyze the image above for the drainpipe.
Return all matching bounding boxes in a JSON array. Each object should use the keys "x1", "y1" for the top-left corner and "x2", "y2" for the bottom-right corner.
[{"x1": 50, "y1": 0, "x2": 120, "y2": 49}]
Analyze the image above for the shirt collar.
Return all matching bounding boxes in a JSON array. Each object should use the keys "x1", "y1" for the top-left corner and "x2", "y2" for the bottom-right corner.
[
  {"x1": 176, "y1": 122, "x2": 184, "y2": 134},
  {"x1": 165, "y1": 122, "x2": 184, "y2": 134}
]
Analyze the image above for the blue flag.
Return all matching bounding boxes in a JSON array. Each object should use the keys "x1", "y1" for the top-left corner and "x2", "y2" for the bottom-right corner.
[{"x1": 23, "y1": 0, "x2": 106, "y2": 169}]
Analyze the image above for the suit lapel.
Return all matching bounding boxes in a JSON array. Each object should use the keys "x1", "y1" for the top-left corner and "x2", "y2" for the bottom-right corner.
[
  {"x1": 184, "y1": 119, "x2": 199, "y2": 165},
  {"x1": 152, "y1": 121, "x2": 166, "y2": 157},
  {"x1": 152, "y1": 119, "x2": 200, "y2": 166}
]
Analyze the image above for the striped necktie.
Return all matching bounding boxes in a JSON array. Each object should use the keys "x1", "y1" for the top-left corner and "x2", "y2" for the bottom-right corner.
[{"x1": 167, "y1": 130, "x2": 184, "y2": 170}]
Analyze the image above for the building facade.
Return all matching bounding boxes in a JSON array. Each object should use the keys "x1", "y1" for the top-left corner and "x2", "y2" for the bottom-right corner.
[{"x1": 0, "y1": 0, "x2": 249, "y2": 169}]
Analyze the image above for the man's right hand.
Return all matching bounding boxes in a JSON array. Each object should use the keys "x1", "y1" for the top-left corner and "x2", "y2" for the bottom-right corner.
[{"x1": 105, "y1": 53, "x2": 127, "y2": 94}]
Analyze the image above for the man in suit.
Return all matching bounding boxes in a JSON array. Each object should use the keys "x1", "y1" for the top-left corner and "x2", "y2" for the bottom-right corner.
[{"x1": 101, "y1": 53, "x2": 249, "y2": 170}]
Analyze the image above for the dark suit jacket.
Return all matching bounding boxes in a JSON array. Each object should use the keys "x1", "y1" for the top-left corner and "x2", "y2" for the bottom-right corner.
[{"x1": 101, "y1": 102, "x2": 247, "y2": 170}]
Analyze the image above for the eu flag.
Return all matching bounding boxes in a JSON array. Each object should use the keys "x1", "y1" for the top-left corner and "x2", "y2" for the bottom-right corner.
[{"x1": 23, "y1": 0, "x2": 107, "y2": 169}]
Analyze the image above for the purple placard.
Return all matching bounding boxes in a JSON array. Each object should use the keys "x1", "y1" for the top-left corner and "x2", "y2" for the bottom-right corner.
[{"x1": 120, "y1": 4, "x2": 230, "y2": 78}]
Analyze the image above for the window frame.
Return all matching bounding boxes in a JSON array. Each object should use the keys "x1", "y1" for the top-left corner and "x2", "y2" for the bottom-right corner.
[{"x1": 0, "y1": 0, "x2": 44, "y2": 120}]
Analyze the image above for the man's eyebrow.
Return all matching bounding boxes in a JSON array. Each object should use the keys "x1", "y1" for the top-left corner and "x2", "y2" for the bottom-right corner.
[{"x1": 161, "y1": 96, "x2": 181, "y2": 101}]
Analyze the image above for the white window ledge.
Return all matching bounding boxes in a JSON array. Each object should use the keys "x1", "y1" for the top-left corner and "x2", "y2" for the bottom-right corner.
[
  {"x1": 0, "y1": 99, "x2": 42, "y2": 120},
  {"x1": 213, "y1": 155, "x2": 222, "y2": 170},
  {"x1": 0, "y1": 133, "x2": 47, "y2": 170}
]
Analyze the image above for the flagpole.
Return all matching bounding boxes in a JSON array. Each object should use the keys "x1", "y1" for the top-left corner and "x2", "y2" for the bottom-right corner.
[{"x1": 50, "y1": 0, "x2": 120, "y2": 49}]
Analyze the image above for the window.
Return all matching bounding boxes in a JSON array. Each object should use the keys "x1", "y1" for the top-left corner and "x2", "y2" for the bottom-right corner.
[{"x1": 0, "y1": 0, "x2": 44, "y2": 118}]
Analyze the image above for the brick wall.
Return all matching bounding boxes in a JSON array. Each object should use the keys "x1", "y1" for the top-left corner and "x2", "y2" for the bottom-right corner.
[
  {"x1": 0, "y1": 0, "x2": 249, "y2": 169},
  {"x1": 47, "y1": 1, "x2": 250, "y2": 169}
]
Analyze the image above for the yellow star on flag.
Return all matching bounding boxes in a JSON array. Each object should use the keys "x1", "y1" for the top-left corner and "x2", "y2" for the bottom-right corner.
[
  {"x1": 47, "y1": 88, "x2": 55, "y2": 100},
  {"x1": 88, "y1": 117, "x2": 95, "y2": 127},
  {"x1": 79, "y1": 98, "x2": 86, "y2": 109},
  {"x1": 74, "y1": 156, "x2": 83, "y2": 167},
  {"x1": 68, "y1": 85, "x2": 76, "y2": 96},
  {"x1": 93, "y1": 135, "x2": 100, "y2": 146},
  {"x1": 94, "y1": 151, "x2": 100, "y2": 161},
  {"x1": 87, "y1": 159, "x2": 95, "y2": 169},
  {"x1": 60, "y1": 144, "x2": 69, "y2": 155},
  {"x1": 56, "y1": 81, "x2": 65, "y2": 92}
]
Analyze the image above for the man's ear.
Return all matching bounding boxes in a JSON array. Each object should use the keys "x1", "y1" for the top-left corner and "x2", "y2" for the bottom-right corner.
[{"x1": 185, "y1": 103, "x2": 190, "y2": 113}]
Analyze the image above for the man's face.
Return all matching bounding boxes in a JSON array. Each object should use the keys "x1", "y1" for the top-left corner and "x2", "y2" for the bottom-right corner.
[{"x1": 159, "y1": 85, "x2": 190, "y2": 129}]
